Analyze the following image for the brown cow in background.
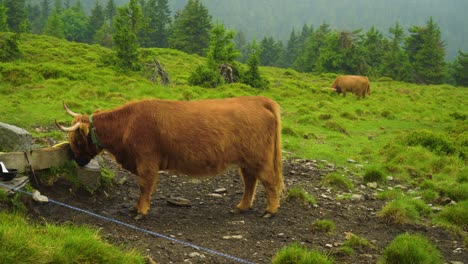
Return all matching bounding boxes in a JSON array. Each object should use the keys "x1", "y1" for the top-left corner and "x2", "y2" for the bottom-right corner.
[
  {"x1": 55, "y1": 96, "x2": 284, "y2": 219},
  {"x1": 331, "y1": 75, "x2": 370, "y2": 98}
]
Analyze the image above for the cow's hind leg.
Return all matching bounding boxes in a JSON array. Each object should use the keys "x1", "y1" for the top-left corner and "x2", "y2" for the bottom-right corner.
[
  {"x1": 134, "y1": 169, "x2": 159, "y2": 220},
  {"x1": 257, "y1": 165, "x2": 282, "y2": 218},
  {"x1": 235, "y1": 167, "x2": 258, "y2": 213}
]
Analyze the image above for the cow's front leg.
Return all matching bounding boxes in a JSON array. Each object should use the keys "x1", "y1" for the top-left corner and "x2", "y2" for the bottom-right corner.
[{"x1": 134, "y1": 169, "x2": 159, "y2": 220}]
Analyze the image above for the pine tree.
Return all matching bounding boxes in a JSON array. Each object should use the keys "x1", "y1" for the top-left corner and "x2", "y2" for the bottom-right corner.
[
  {"x1": 283, "y1": 29, "x2": 299, "y2": 68},
  {"x1": 241, "y1": 41, "x2": 269, "y2": 89},
  {"x1": 293, "y1": 22, "x2": 329, "y2": 72},
  {"x1": 61, "y1": 1, "x2": 88, "y2": 42},
  {"x1": 380, "y1": 22, "x2": 411, "y2": 81},
  {"x1": 88, "y1": 0, "x2": 105, "y2": 43},
  {"x1": 4, "y1": 0, "x2": 29, "y2": 33},
  {"x1": 54, "y1": 0, "x2": 62, "y2": 13},
  {"x1": 259, "y1": 36, "x2": 283, "y2": 67},
  {"x1": 105, "y1": 0, "x2": 116, "y2": 30},
  {"x1": 168, "y1": 0, "x2": 211, "y2": 56},
  {"x1": 113, "y1": 4, "x2": 140, "y2": 71},
  {"x1": 234, "y1": 30, "x2": 248, "y2": 63},
  {"x1": 452, "y1": 50, "x2": 468, "y2": 87},
  {"x1": 26, "y1": 2, "x2": 42, "y2": 34},
  {"x1": 188, "y1": 22, "x2": 239, "y2": 88},
  {"x1": 44, "y1": 10, "x2": 64, "y2": 38},
  {"x1": 406, "y1": 17, "x2": 447, "y2": 84},
  {"x1": 362, "y1": 26, "x2": 385, "y2": 77},
  {"x1": 139, "y1": 0, "x2": 171, "y2": 48},
  {"x1": 0, "y1": 4, "x2": 9, "y2": 32}
]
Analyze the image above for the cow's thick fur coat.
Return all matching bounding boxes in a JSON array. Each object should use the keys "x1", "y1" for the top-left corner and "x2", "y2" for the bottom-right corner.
[
  {"x1": 331, "y1": 75, "x2": 371, "y2": 98},
  {"x1": 60, "y1": 96, "x2": 284, "y2": 218}
]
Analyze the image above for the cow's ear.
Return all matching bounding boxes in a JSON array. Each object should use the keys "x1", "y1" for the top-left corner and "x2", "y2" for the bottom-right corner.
[{"x1": 79, "y1": 123, "x2": 90, "y2": 136}]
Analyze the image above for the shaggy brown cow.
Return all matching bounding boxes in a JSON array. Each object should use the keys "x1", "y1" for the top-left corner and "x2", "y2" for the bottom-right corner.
[
  {"x1": 55, "y1": 96, "x2": 284, "y2": 219},
  {"x1": 331, "y1": 75, "x2": 370, "y2": 98}
]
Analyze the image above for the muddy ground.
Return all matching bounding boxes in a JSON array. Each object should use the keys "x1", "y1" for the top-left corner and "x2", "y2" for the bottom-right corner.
[{"x1": 24, "y1": 153, "x2": 466, "y2": 264}]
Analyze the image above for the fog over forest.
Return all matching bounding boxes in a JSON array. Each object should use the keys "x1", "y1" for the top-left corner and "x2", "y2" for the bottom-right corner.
[{"x1": 48, "y1": 0, "x2": 468, "y2": 60}]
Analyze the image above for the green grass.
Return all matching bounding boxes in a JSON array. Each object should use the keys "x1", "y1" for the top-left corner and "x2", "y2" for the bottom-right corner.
[
  {"x1": 341, "y1": 233, "x2": 373, "y2": 254},
  {"x1": 311, "y1": 219, "x2": 336, "y2": 234},
  {"x1": 288, "y1": 186, "x2": 317, "y2": 205},
  {"x1": 1, "y1": 33, "x2": 467, "y2": 262},
  {"x1": 378, "y1": 233, "x2": 441, "y2": 264},
  {"x1": 321, "y1": 172, "x2": 354, "y2": 191},
  {"x1": 0, "y1": 212, "x2": 145, "y2": 264},
  {"x1": 272, "y1": 243, "x2": 334, "y2": 264},
  {"x1": 377, "y1": 197, "x2": 432, "y2": 224},
  {"x1": 434, "y1": 201, "x2": 468, "y2": 233}
]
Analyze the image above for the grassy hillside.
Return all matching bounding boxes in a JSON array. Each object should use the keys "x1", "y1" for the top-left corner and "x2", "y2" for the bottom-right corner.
[
  {"x1": 1, "y1": 32, "x2": 467, "y2": 192},
  {"x1": 1, "y1": 33, "x2": 467, "y2": 259}
]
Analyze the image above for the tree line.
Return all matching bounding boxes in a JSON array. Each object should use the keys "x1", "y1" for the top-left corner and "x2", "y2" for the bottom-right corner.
[{"x1": 0, "y1": 0, "x2": 466, "y2": 87}]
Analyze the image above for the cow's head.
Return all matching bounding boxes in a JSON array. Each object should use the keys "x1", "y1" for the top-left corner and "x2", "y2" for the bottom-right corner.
[{"x1": 55, "y1": 102, "x2": 102, "y2": 166}]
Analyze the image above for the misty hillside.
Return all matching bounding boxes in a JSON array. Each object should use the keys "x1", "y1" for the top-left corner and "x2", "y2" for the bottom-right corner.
[{"x1": 52, "y1": 0, "x2": 468, "y2": 60}]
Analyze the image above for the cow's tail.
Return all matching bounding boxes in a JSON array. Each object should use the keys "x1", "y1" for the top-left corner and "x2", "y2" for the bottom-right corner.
[{"x1": 272, "y1": 102, "x2": 284, "y2": 195}]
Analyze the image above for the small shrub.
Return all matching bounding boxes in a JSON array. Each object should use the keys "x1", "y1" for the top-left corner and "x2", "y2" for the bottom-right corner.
[
  {"x1": 457, "y1": 167, "x2": 468, "y2": 183},
  {"x1": 288, "y1": 186, "x2": 316, "y2": 205},
  {"x1": 0, "y1": 33, "x2": 22, "y2": 62},
  {"x1": 377, "y1": 197, "x2": 431, "y2": 224},
  {"x1": 343, "y1": 233, "x2": 372, "y2": 252},
  {"x1": 438, "y1": 182, "x2": 468, "y2": 202},
  {"x1": 282, "y1": 126, "x2": 299, "y2": 137},
  {"x1": 449, "y1": 112, "x2": 467, "y2": 121},
  {"x1": 188, "y1": 64, "x2": 224, "y2": 88},
  {"x1": 0, "y1": 65, "x2": 36, "y2": 86},
  {"x1": 311, "y1": 219, "x2": 335, "y2": 234},
  {"x1": 403, "y1": 130, "x2": 457, "y2": 157},
  {"x1": 321, "y1": 172, "x2": 353, "y2": 191},
  {"x1": 381, "y1": 110, "x2": 396, "y2": 119},
  {"x1": 324, "y1": 121, "x2": 349, "y2": 136},
  {"x1": 435, "y1": 201, "x2": 468, "y2": 231},
  {"x1": 379, "y1": 233, "x2": 441, "y2": 264},
  {"x1": 319, "y1": 113, "x2": 332, "y2": 120},
  {"x1": 376, "y1": 189, "x2": 404, "y2": 200},
  {"x1": 340, "y1": 112, "x2": 358, "y2": 120},
  {"x1": 363, "y1": 166, "x2": 386, "y2": 183},
  {"x1": 272, "y1": 243, "x2": 333, "y2": 264},
  {"x1": 420, "y1": 189, "x2": 439, "y2": 203}
]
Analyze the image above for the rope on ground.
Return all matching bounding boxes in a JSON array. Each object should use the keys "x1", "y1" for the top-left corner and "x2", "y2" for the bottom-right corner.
[{"x1": 0, "y1": 182, "x2": 256, "y2": 264}]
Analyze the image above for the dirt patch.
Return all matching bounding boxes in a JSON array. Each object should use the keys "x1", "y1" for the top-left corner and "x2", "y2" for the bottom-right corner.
[{"x1": 26, "y1": 153, "x2": 466, "y2": 264}]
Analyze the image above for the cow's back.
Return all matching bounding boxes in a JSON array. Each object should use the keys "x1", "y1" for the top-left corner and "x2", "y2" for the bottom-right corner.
[{"x1": 125, "y1": 96, "x2": 279, "y2": 176}]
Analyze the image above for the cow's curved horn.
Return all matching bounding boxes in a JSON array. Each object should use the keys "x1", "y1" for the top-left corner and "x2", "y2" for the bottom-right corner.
[
  {"x1": 55, "y1": 120, "x2": 81, "y2": 132},
  {"x1": 63, "y1": 101, "x2": 80, "y2": 117}
]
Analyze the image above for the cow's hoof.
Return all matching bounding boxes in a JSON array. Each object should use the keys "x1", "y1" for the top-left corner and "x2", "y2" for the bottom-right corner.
[
  {"x1": 133, "y1": 213, "x2": 146, "y2": 220},
  {"x1": 261, "y1": 211, "x2": 276, "y2": 219}
]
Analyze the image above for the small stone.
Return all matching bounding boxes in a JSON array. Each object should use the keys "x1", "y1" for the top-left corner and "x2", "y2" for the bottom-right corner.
[
  {"x1": 325, "y1": 244, "x2": 333, "y2": 248},
  {"x1": 223, "y1": 235, "x2": 243, "y2": 240},
  {"x1": 214, "y1": 187, "x2": 227, "y2": 193},
  {"x1": 207, "y1": 193, "x2": 223, "y2": 198},
  {"x1": 167, "y1": 197, "x2": 192, "y2": 207},
  {"x1": 367, "y1": 182, "x2": 378, "y2": 189},
  {"x1": 350, "y1": 194, "x2": 364, "y2": 201},
  {"x1": 188, "y1": 252, "x2": 201, "y2": 258},
  {"x1": 32, "y1": 190, "x2": 49, "y2": 203},
  {"x1": 347, "y1": 159, "x2": 357, "y2": 163},
  {"x1": 387, "y1": 176, "x2": 394, "y2": 181}
]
